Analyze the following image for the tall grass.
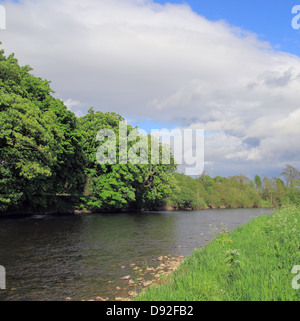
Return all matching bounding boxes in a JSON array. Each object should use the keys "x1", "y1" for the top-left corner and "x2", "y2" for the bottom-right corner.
[{"x1": 136, "y1": 206, "x2": 300, "y2": 301}]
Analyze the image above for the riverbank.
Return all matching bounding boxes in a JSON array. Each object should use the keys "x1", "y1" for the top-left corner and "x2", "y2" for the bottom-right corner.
[
  {"x1": 63, "y1": 254, "x2": 186, "y2": 301},
  {"x1": 135, "y1": 206, "x2": 300, "y2": 301},
  {"x1": 0, "y1": 202, "x2": 272, "y2": 217}
]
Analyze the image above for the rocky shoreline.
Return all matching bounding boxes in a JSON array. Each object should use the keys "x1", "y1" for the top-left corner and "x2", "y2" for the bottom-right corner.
[{"x1": 64, "y1": 254, "x2": 186, "y2": 302}]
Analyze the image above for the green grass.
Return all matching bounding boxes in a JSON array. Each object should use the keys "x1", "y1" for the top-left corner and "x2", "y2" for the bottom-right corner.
[{"x1": 136, "y1": 206, "x2": 300, "y2": 301}]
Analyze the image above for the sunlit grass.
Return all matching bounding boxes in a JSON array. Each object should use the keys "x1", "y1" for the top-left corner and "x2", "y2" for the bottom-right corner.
[{"x1": 136, "y1": 206, "x2": 300, "y2": 301}]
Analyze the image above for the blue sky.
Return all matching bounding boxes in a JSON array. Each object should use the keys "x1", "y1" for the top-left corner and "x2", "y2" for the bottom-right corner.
[
  {"x1": 1, "y1": 0, "x2": 300, "y2": 178},
  {"x1": 153, "y1": 0, "x2": 300, "y2": 55}
]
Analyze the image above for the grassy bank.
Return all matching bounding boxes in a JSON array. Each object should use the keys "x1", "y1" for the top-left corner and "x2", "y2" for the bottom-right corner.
[{"x1": 136, "y1": 206, "x2": 300, "y2": 301}]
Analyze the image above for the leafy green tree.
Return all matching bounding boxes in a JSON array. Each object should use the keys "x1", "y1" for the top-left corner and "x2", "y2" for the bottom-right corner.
[
  {"x1": 0, "y1": 93, "x2": 63, "y2": 211},
  {"x1": 78, "y1": 108, "x2": 135, "y2": 210},
  {"x1": 229, "y1": 175, "x2": 251, "y2": 185},
  {"x1": 200, "y1": 171, "x2": 215, "y2": 189},
  {"x1": 79, "y1": 108, "x2": 176, "y2": 211},
  {"x1": 281, "y1": 165, "x2": 299, "y2": 188},
  {"x1": 167, "y1": 173, "x2": 207, "y2": 210},
  {"x1": 0, "y1": 46, "x2": 85, "y2": 212},
  {"x1": 272, "y1": 177, "x2": 286, "y2": 206},
  {"x1": 254, "y1": 175, "x2": 262, "y2": 192},
  {"x1": 281, "y1": 165, "x2": 300, "y2": 204},
  {"x1": 261, "y1": 177, "x2": 275, "y2": 205}
]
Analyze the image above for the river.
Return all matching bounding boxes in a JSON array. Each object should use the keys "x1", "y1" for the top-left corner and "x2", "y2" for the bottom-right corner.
[{"x1": 0, "y1": 208, "x2": 273, "y2": 301}]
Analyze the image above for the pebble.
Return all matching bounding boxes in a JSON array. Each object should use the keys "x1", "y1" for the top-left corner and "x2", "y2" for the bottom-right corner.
[
  {"x1": 101, "y1": 255, "x2": 186, "y2": 302},
  {"x1": 146, "y1": 267, "x2": 155, "y2": 272}
]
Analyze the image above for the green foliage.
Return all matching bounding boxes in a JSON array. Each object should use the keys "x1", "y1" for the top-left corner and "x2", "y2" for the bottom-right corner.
[
  {"x1": 168, "y1": 167, "x2": 300, "y2": 211},
  {"x1": 168, "y1": 173, "x2": 262, "y2": 210},
  {"x1": 0, "y1": 93, "x2": 62, "y2": 210},
  {"x1": 280, "y1": 165, "x2": 300, "y2": 205},
  {"x1": 254, "y1": 175, "x2": 262, "y2": 191},
  {"x1": 259, "y1": 167, "x2": 300, "y2": 207},
  {"x1": 0, "y1": 45, "x2": 176, "y2": 213},
  {"x1": 0, "y1": 46, "x2": 85, "y2": 212},
  {"x1": 167, "y1": 173, "x2": 207, "y2": 210},
  {"x1": 78, "y1": 108, "x2": 176, "y2": 211}
]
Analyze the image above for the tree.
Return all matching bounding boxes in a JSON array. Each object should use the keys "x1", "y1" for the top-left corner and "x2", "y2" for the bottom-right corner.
[
  {"x1": 281, "y1": 165, "x2": 300, "y2": 204},
  {"x1": 261, "y1": 177, "x2": 275, "y2": 205},
  {"x1": 272, "y1": 177, "x2": 286, "y2": 206},
  {"x1": 254, "y1": 175, "x2": 262, "y2": 192},
  {"x1": 0, "y1": 92, "x2": 64, "y2": 211},
  {"x1": 281, "y1": 164, "x2": 299, "y2": 188},
  {"x1": 165, "y1": 173, "x2": 207, "y2": 210},
  {"x1": 0, "y1": 46, "x2": 85, "y2": 212},
  {"x1": 229, "y1": 175, "x2": 251, "y2": 185},
  {"x1": 200, "y1": 171, "x2": 215, "y2": 189},
  {"x1": 79, "y1": 108, "x2": 176, "y2": 211}
]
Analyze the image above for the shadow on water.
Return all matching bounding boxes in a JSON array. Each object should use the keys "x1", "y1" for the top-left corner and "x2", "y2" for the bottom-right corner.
[{"x1": 0, "y1": 208, "x2": 273, "y2": 301}]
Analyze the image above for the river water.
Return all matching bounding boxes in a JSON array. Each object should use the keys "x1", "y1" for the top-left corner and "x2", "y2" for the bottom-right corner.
[{"x1": 0, "y1": 208, "x2": 273, "y2": 301}]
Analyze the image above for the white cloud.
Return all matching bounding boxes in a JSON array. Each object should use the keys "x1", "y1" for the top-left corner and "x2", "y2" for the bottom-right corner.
[
  {"x1": 1, "y1": 0, "x2": 300, "y2": 176},
  {"x1": 64, "y1": 98, "x2": 81, "y2": 109}
]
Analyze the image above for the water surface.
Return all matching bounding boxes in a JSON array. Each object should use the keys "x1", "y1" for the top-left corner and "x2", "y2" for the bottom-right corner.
[{"x1": 0, "y1": 208, "x2": 273, "y2": 301}]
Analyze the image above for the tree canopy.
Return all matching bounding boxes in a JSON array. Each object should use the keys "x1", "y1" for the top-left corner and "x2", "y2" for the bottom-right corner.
[
  {"x1": 78, "y1": 108, "x2": 176, "y2": 211},
  {"x1": 0, "y1": 47, "x2": 85, "y2": 212},
  {"x1": 0, "y1": 46, "x2": 176, "y2": 213}
]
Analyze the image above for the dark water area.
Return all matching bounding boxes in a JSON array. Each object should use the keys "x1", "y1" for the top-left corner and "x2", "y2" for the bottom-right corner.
[{"x1": 0, "y1": 208, "x2": 273, "y2": 301}]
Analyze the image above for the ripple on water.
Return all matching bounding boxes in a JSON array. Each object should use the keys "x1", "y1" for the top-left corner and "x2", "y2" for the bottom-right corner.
[{"x1": 0, "y1": 208, "x2": 273, "y2": 301}]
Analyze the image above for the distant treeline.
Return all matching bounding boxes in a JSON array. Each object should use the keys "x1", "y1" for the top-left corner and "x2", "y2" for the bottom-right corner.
[{"x1": 166, "y1": 165, "x2": 300, "y2": 210}]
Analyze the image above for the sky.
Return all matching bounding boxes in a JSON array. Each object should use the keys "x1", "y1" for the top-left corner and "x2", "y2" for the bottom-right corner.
[{"x1": 0, "y1": 0, "x2": 300, "y2": 178}]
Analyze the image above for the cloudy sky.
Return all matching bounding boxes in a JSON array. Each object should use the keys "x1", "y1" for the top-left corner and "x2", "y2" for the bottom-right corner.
[{"x1": 1, "y1": 0, "x2": 300, "y2": 178}]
